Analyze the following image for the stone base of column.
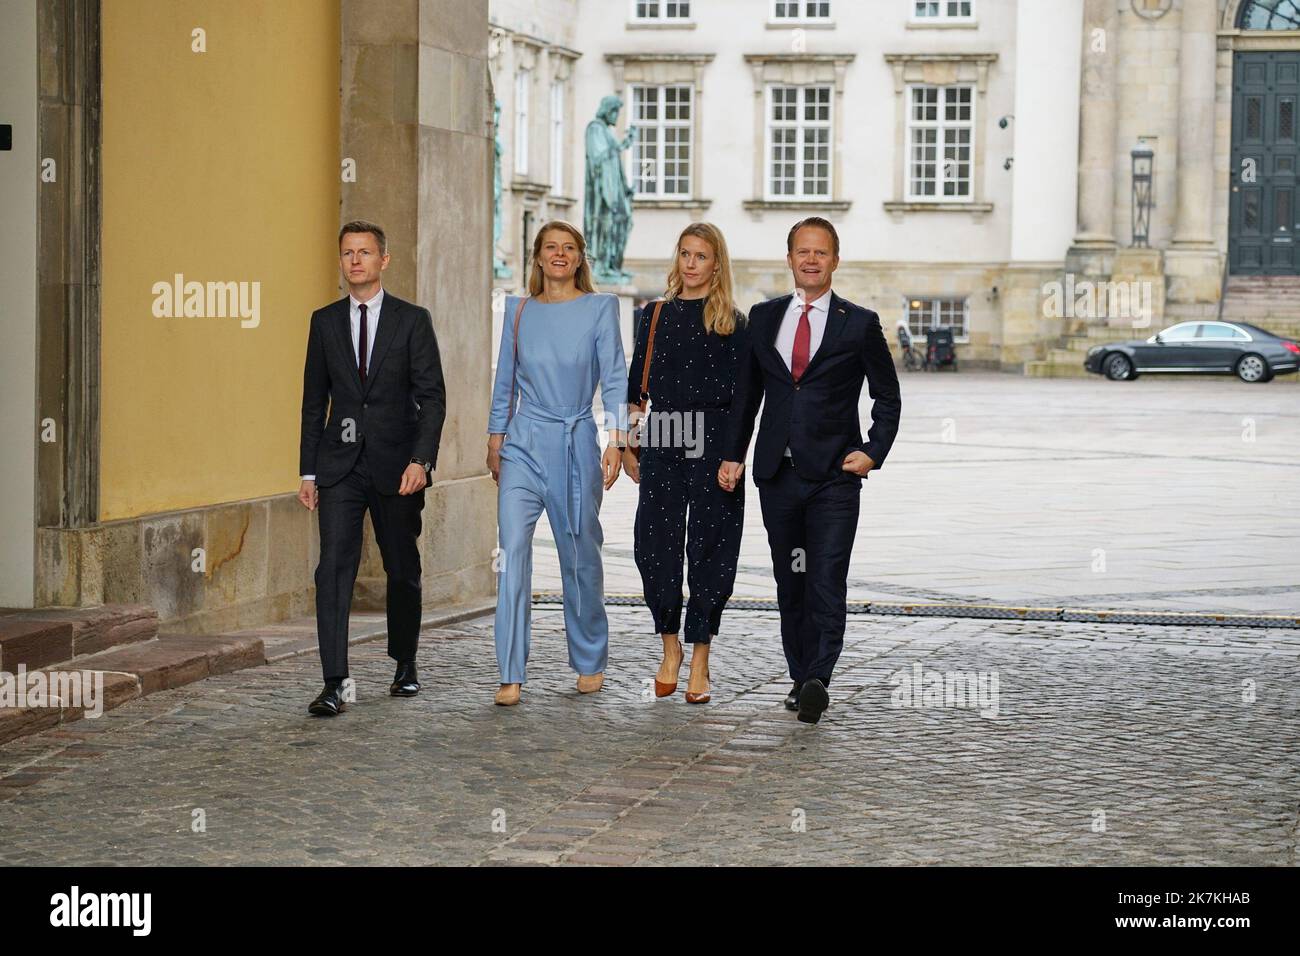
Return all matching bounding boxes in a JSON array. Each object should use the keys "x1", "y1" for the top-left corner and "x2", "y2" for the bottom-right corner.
[
  {"x1": 1164, "y1": 247, "x2": 1223, "y2": 307},
  {"x1": 1064, "y1": 241, "x2": 1117, "y2": 280},
  {"x1": 997, "y1": 265, "x2": 1064, "y2": 372},
  {"x1": 35, "y1": 496, "x2": 318, "y2": 631},
  {"x1": 1108, "y1": 248, "x2": 1165, "y2": 332}
]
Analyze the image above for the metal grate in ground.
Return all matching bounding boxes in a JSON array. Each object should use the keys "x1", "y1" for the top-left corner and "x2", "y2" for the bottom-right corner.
[{"x1": 531, "y1": 592, "x2": 1300, "y2": 629}]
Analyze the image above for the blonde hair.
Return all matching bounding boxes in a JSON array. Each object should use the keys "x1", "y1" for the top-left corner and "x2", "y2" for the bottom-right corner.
[
  {"x1": 528, "y1": 220, "x2": 597, "y2": 296},
  {"x1": 664, "y1": 222, "x2": 739, "y2": 336}
]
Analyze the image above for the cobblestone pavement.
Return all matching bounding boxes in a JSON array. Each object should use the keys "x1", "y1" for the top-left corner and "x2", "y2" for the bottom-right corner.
[
  {"x1": 556, "y1": 373, "x2": 1300, "y2": 615},
  {"x1": 2, "y1": 607, "x2": 1297, "y2": 865}
]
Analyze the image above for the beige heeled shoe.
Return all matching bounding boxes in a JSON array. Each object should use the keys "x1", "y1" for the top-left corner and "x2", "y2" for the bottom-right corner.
[
  {"x1": 685, "y1": 666, "x2": 711, "y2": 704},
  {"x1": 495, "y1": 683, "x2": 521, "y2": 706},
  {"x1": 576, "y1": 672, "x2": 604, "y2": 694},
  {"x1": 685, "y1": 644, "x2": 712, "y2": 704}
]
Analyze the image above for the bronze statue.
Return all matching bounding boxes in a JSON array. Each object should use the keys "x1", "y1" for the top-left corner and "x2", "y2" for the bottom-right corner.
[{"x1": 584, "y1": 95, "x2": 636, "y2": 285}]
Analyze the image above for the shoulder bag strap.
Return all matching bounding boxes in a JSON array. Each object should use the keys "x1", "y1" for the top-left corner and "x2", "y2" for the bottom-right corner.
[{"x1": 637, "y1": 300, "x2": 665, "y2": 413}]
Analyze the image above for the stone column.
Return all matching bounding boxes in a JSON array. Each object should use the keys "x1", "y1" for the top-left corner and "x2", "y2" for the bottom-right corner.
[
  {"x1": 341, "y1": 0, "x2": 497, "y2": 610},
  {"x1": 1067, "y1": 0, "x2": 1119, "y2": 274},
  {"x1": 1166, "y1": 0, "x2": 1222, "y2": 306},
  {"x1": 1173, "y1": 0, "x2": 1217, "y2": 248}
]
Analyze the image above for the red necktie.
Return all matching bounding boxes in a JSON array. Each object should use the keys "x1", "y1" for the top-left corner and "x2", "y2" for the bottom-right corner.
[
  {"x1": 358, "y1": 302, "x2": 368, "y2": 386},
  {"x1": 791, "y1": 302, "x2": 812, "y2": 381}
]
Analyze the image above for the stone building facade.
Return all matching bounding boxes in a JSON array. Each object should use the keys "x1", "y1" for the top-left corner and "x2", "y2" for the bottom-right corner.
[
  {"x1": 488, "y1": 0, "x2": 583, "y2": 286},
  {"x1": 1, "y1": 0, "x2": 497, "y2": 623},
  {"x1": 487, "y1": 0, "x2": 1300, "y2": 373}
]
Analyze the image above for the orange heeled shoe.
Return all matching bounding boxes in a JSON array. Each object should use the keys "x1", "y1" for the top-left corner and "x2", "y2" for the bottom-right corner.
[{"x1": 654, "y1": 640, "x2": 684, "y2": 698}]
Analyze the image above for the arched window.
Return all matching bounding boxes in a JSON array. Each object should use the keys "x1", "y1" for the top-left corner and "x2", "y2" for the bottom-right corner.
[{"x1": 1238, "y1": 0, "x2": 1300, "y2": 29}]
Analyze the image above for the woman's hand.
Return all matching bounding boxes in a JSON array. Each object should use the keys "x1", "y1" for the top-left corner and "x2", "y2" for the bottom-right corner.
[
  {"x1": 487, "y1": 434, "x2": 504, "y2": 484},
  {"x1": 602, "y1": 444, "x2": 623, "y2": 490},
  {"x1": 717, "y1": 460, "x2": 744, "y2": 492},
  {"x1": 622, "y1": 447, "x2": 640, "y2": 484}
]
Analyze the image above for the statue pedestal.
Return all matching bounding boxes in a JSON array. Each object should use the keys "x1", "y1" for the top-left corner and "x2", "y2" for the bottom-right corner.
[{"x1": 608, "y1": 284, "x2": 639, "y2": 364}]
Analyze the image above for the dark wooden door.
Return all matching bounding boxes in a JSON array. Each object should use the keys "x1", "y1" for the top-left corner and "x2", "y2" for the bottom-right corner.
[{"x1": 1230, "y1": 52, "x2": 1300, "y2": 275}]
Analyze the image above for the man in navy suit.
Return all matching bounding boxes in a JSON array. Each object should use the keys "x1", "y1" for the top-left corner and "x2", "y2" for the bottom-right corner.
[
  {"x1": 298, "y1": 220, "x2": 447, "y2": 716},
  {"x1": 719, "y1": 218, "x2": 901, "y2": 724}
]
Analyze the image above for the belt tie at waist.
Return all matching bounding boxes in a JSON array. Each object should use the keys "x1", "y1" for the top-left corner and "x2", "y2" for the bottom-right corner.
[{"x1": 517, "y1": 403, "x2": 594, "y2": 617}]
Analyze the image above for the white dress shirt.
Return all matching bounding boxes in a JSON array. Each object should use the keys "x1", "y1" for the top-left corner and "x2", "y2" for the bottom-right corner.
[
  {"x1": 775, "y1": 289, "x2": 831, "y2": 458},
  {"x1": 302, "y1": 288, "x2": 384, "y2": 482},
  {"x1": 350, "y1": 287, "x2": 384, "y2": 374},
  {"x1": 775, "y1": 288, "x2": 831, "y2": 372}
]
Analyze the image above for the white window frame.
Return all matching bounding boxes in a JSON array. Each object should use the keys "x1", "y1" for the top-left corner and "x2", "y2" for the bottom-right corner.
[
  {"x1": 905, "y1": 296, "x2": 969, "y2": 343},
  {"x1": 550, "y1": 79, "x2": 565, "y2": 196},
  {"x1": 770, "y1": 1, "x2": 832, "y2": 22},
  {"x1": 514, "y1": 69, "x2": 531, "y2": 176},
  {"x1": 764, "y1": 84, "x2": 833, "y2": 201},
  {"x1": 905, "y1": 83, "x2": 975, "y2": 203},
  {"x1": 628, "y1": 83, "x2": 695, "y2": 199},
  {"x1": 910, "y1": 0, "x2": 975, "y2": 22},
  {"x1": 631, "y1": 0, "x2": 693, "y2": 21}
]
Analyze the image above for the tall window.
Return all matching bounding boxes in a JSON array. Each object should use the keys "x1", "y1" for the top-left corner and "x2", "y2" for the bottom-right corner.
[
  {"x1": 766, "y1": 85, "x2": 831, "y2": 199},
  {"x1": 906, "y1": 85, "x2": 973, "y2": 200},
  {"x1": 634, "y1": 0, "x2": 691, "y2": 19},
  {"x1": 630, "y1": 85, "x2": 693, "y2": 198},
  {"x1": 514, "y1": 69, "x2": 530, "y2": 176},
  {"x1": 550, "y1": 80, "x2": 565, "y2": 195},
  {"x1": 906, "y1": 297, "x2": 968, "y2": 340},
  {"x1": 772, "y1": 1, "x2": 831, "y2": 19},
  {"x1": 912, "y1": 0, "x2": 973, "y2": 19}
]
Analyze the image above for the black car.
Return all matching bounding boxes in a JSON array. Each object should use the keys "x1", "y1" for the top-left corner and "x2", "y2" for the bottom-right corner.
[{"x1": 1084, "y1": 320, "x2": 1300, "y2": 383}]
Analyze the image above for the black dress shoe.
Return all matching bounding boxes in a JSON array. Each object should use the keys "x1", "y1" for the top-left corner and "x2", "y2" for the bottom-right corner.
[
  {"x1": 797, "y1": 678, "x2": 829, "y2": 724},
  {"x1": 308, "y1": 682, "x2": 347, "y2": 717},
  {"x1": 784, "y1": 682, "x2": 802, "y2": 711},
  {"x1": 390, "y1": 661, "x2": 420, "y2": 697}
]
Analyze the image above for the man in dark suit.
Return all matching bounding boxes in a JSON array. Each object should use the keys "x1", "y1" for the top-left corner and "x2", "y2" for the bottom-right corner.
[
  {"x1": 298, "y1": 220, "x2": 446, "y2": 716},
  {"x1": 719, "y1": 217, "x2": 901, "y2": 724}
]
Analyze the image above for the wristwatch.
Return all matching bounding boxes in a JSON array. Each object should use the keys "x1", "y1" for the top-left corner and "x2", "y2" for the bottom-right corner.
[{"x1": 410, "y1": 457, "x2": 432, "y2": 475}]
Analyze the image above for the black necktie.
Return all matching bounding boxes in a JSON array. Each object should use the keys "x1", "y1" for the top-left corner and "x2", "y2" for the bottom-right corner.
[{"x1": 358, "y1": 303, "x2": 368, "y2": 387}]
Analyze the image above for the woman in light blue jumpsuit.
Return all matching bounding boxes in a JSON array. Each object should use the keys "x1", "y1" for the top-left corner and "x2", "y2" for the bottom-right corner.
[{"x1": 486, "y1": 221, "x2": 627, "y2": 705}]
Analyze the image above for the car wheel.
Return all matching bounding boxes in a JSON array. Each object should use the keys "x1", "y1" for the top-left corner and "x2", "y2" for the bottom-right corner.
[
  {"x1": 1103, "y1": 353, "x2": 1135, "y2": 381},
  {"x1": 1235, "y1": 353, "x2": 1268, "y2": 383}
]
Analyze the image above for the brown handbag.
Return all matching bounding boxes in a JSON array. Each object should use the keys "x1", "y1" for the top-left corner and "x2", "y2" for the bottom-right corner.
[{"x1": 629, "y1": 299, "x2": 665, "y2": 461}]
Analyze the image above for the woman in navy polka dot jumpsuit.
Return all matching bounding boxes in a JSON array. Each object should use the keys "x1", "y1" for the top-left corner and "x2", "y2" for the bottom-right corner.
[{"x1": 623, "y1": 223, "x2": 749, "y2": 704}]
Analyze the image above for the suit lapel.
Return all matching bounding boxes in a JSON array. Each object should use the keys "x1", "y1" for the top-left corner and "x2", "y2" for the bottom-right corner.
[
  {"x1": 765, "y1": 294, "x2": 792, "y2": 349},
  {"x1": 763, "y1": 294, "x2": 795, "y2": 383},
  {"x1": 362, "y1": 293, "x2": 401, "y2": 396},
  {"x1": 801, "y1": 291, "x2": 850, "y2": 379},
  {"x1": 331, "y1": 298, "x2": 362, "y2": 393}
]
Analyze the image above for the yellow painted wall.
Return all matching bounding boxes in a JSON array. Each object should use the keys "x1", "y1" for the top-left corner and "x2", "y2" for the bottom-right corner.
[{"x1": 101, "y1": 0, "x2": 340, "y2": 520}]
